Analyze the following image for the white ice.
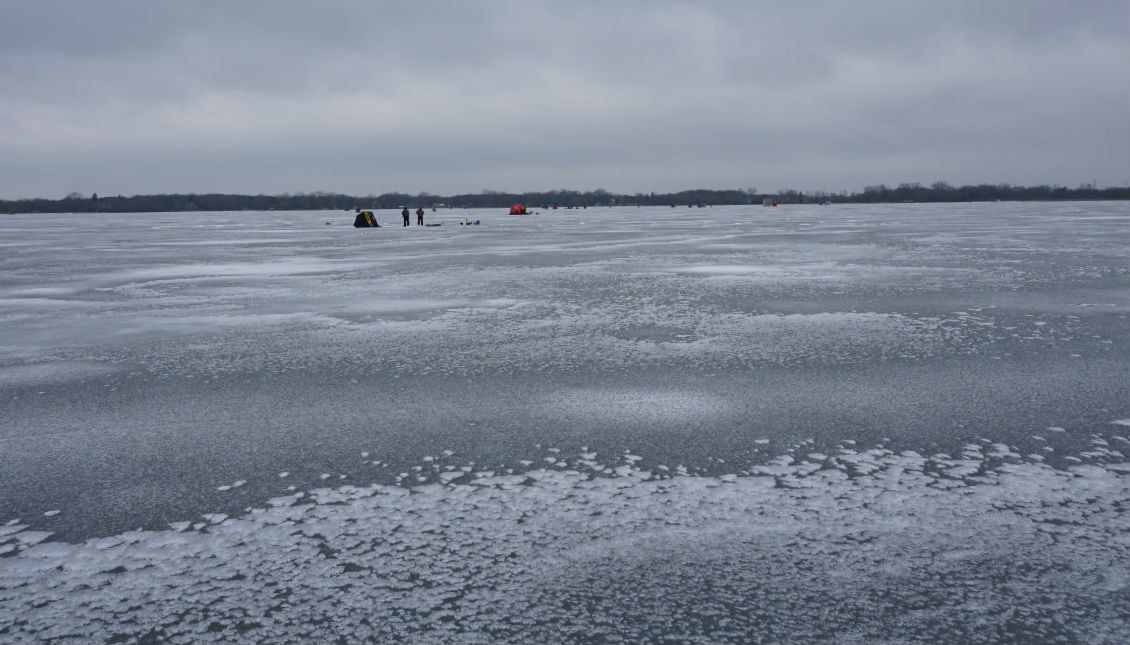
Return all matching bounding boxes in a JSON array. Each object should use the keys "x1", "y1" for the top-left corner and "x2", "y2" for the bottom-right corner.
[{"x1": 0, "y1": 444, "x2": 1127, "y2": 644}]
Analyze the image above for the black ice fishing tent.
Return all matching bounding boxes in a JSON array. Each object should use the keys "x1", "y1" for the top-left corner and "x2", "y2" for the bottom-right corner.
[{"x1": 353, "y1": 211, "x2": 379, "y2": 227}]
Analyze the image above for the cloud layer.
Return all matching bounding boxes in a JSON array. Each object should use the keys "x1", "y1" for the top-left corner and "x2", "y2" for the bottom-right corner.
[{"x1": 1, "y1": 1, "x2": 1127, "y2": 198}]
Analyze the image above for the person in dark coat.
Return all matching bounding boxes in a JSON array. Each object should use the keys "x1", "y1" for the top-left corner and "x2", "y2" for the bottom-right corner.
[
  {"x1": 416, "y1": 208, "x2": 424, "y2": 226},
  {"x1": 401, "y1": 207, "x2": 410, "y2": 226}
]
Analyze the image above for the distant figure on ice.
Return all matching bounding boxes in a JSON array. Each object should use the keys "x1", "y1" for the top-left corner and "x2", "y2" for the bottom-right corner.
[
  {"x1": 416, "y1": 208, "x2": 424, "y2": 226},
  {"x1": 401, "y1": 207, "x2": 410, "y2": 226},
  {"x1": 353, "y1": 210, "x2": 379, "y2": 227}
]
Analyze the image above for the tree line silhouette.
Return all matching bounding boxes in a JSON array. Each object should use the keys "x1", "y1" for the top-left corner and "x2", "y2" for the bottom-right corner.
[{"x1": 3, "y1": 182, "x2": 1126, "y2": 214}]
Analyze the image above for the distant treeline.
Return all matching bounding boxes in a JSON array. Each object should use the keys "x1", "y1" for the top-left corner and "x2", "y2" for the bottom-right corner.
[{"x1": 4, "y1": 182, "x2": 1127, "y2": 214}]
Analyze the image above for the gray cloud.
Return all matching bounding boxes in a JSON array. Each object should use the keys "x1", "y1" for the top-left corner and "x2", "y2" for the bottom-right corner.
[{"x1": 1, "y1": 0, "x2": 1127, "y2": 198}]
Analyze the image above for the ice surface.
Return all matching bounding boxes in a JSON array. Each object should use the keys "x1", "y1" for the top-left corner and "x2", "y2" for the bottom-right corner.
[
  {"x1": 0, "y1": 445, "x2": 1127, "y2": 644},
  {"x1": 1, "y1": 202, "x2": 1128, "y2": 643}
]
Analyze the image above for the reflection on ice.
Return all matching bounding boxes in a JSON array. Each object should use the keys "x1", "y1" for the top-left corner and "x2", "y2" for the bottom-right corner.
[
  {"x1": 548, "y1": 387, "x2": 731, "y2": 424},
  {"x1": 678, "y1": 264, "x2": 785, "y2": 275},
  {"x1": 104, "y1": 258, "x2": 367, "y2": 283},
  {"x1": 0, "y1": 361, "x2": 113, "y2": 387}
]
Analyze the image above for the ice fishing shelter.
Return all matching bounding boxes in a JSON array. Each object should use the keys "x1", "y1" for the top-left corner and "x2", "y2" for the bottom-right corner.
[
  {"x1": 353, "y1": 211, "x2": 379, "y2": 227},
  {"x1": 509, "y1": 204, "x2": 528, "y2": 215}
]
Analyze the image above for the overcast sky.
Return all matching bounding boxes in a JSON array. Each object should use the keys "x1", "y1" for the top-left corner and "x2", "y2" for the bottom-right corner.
[{"x1": 1, "y1": 1, "x2": 1127, "y2": 199}]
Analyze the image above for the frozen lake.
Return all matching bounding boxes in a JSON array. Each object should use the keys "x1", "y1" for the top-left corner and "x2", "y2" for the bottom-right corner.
[{"x1": 2, "y1": 202, "x2": 1128, "y2": 643}]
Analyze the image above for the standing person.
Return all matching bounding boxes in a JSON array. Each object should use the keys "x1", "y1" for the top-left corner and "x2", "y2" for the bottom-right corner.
[
  {"x1": 401, "y1": 207, "x2": 410, "y2": 227},
  {"x1": 416, "y1": 208, "x2": 424, "y2": 226}
]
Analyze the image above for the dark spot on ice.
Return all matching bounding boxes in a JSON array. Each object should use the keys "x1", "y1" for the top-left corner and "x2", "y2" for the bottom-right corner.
[
  {"x1": 1038, "y1": 518, "x2": 1083, "y2": 527},
  {"x1": 235, "y1": 621, "x2": 262, "y2": 635},
  {"x1": 135, "y1": 627, "x2": 165, "y2": 645}
]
